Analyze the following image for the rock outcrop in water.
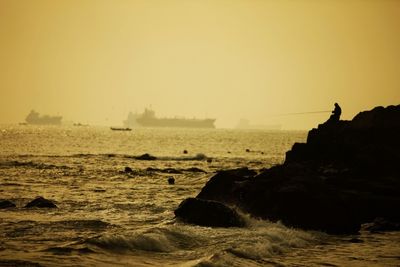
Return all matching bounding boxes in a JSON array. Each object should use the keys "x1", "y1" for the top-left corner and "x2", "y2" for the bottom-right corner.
[
  {"x1": 0, "y1": 200, "x2": 16, "y2": 209},
  {"x1": 134, "y1": 153, "x2": 157, "y2": 160},
  {"x1": 174, "y1": 198, "x2": 245, "y2": 227},
  {"x1": 175, "y1": 105, "x2": 400, "y2": 234},
  {"x1": 25, "y1": 197, "x2": 57, "y2": 208}
]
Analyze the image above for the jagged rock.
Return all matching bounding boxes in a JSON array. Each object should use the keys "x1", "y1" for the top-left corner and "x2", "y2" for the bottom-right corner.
[
  {"x1": 174, "y1": 197, "x2": 244, "y2": 227},
  {"x1": 134, "y1": 153, "x2": 157, "y2": 160},
  {"x1": 0, "y1": 200, "x2": 16, "y2": 209},
  {"x1": 25, "y1": 197, "x2": 57, "y2": 208},
  {"x1": 177, "y1": 105, "x2": 400, "y2": 234}
]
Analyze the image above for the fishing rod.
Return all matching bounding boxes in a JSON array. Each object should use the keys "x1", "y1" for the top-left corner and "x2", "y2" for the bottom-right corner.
[{"x1": 271, "y1": 110, "x2": 331, "y2": 117}]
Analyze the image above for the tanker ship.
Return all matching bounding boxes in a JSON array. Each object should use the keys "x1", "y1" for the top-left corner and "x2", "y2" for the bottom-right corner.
[{"x1": 124, "y1": 109, "x2": 215, "y2": 128}]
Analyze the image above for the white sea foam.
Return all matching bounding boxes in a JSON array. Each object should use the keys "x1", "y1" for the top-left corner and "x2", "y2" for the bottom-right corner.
[{"x1": 88, "y1": 226, "x2": 204, "y2": 253}]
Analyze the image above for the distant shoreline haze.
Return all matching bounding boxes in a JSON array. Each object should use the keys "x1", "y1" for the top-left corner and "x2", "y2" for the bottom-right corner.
[{"x1": 1, "y1": 1, "x2": 399, "y2": 129}]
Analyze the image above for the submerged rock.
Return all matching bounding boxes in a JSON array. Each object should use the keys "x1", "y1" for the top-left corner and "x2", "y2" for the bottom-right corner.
[
  {"x1": 185, "y1": 167, "x2": 206, "y2": 173},
  {"x1": 174, "y1": 197, "x2": 244, "y2": 227},
  {"x1": 0, "y1": 200, "x2": 16, "y2": 209},
  {"x1": 168, "y1": 177, "x2": 175, "y2": 185},
  {"x1": 25, "y1": 197, "x2": 57, "y2": 208},
  {"x1": 124, "y1": 166, "x2": 133, "y2": 173},
  {"x1": 134, "y1": 153, "x2": 157, "y2": 160}
]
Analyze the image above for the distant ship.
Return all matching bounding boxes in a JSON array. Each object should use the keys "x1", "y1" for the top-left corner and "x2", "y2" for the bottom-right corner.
[
  {"x1": 124, "y1": 109, "x2": 216, "y2": 128},
  {"x1": 25, "y1": 110, "x2": 62, "y2": 125},
  {"x1": 110, "y1": 127, "x2": 132, "y2": 131}
]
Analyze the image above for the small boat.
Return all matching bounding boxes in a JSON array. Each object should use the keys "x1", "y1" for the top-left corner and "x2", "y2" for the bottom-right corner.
[{"x1": 110, "y1": 127, "x2": 132, "y2": 131}]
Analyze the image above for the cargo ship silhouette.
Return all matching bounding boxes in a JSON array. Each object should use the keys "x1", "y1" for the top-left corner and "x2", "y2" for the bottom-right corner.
[
  {"x1": 124, "y1": 109, "x2": 215, "y2": 128},
  {"x1": 25, "y1": 110, "x2": 62, "y2": 125}
]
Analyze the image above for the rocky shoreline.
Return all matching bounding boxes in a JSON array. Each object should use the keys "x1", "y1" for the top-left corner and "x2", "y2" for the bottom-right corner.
[{"x1": 175, "y1": 105, "x2": 400, "y2": 234}]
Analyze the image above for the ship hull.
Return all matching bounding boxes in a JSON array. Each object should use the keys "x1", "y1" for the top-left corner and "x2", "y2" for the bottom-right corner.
[
  {"x1": 25, "y1": 110, "x2": 62, "y2": 125},
  {"x1": 136, "y1": 118, "x2": 215, "y2": 128}
]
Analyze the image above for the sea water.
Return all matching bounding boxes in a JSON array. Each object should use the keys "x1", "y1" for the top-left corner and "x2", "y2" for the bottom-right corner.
[{"x1": 0, "y1": 125, "x2": 399, "y2": 266}]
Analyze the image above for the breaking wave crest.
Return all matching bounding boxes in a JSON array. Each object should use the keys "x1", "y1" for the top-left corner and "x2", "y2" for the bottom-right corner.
[
  {"x1": 87, "y1": 226, "x2": 204, "y2": 253},
  {"x1": 187, "y1": 216, "x2": 324, "y2": 267}
]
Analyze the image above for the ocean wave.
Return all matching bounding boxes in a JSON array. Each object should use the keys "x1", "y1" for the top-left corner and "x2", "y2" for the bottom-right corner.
[
  {"x1": 87, "y1": 226, "x2": 204, "y2": 253},
  {"x1": 158, "y1": 153, "x2": 209, "y2": 161},
  {"x1": 195, "y1": 227, "x2": 321, "y2": 266},
  {"x1": 2, "y1": 152, "x2": 212, "y2": 162},
  {"x1": 175, "y1": 215, "x2": 325, "y2": 267},
  {"x1": 0, "y1": 160, "x2": 71, "y2": 170},
  {"x1": 5, "y1": 219, "x2": 112, "y2": 238}
]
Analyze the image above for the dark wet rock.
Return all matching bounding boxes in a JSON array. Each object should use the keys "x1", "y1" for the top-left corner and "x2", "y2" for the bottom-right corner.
[
  {"x1": 177, "y1": 105, "x2": 400, "y2": 234},
  {"x1": 124, "y1": 166, "x2": 133, "y2": 173},
  {"x1": 93, "y1": 188, "x2": 106, "y2": 193},
  {"x1": 25, "y1": 197, "x2": 57, "y2": 208},
  {"x1": 196, "y1": 168, "x2": 255, "y2": 204},
  {"x1": 0, "y1": 200, "x2": 16, "y2": 209},
  {"x1": 185, "y1": 167, "x2": 206, "y2": 173},
  {"x1": 363, "y1": 217, "x2": 400, "y2": 232},
  {"x1": 168, "y1": 177, "x2": 175, "y2": 185},
  {"x1": 174, "y1": 197, "x2": 244, "y2": 227},
  {"x1": 134, "y1": 153, "x2": 157, "y2": 160}
]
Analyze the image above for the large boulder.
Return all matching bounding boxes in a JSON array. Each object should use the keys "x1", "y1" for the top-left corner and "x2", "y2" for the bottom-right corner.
[{"x1": 174, "y1": 197, "x2": 244, "y2": 227}]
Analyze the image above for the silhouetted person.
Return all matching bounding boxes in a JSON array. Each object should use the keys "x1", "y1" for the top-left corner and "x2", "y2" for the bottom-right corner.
[{"x1": 327, "y1": 103, "x2": 342, "y2": 123}]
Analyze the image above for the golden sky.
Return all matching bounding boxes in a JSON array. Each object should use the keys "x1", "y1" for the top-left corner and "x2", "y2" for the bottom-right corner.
[{"x1": 1, "y1": 0, "x2": 399, "y2": 129}]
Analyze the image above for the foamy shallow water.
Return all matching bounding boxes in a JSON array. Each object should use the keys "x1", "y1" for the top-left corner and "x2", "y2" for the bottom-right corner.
[{"x1": 0, "y1": 125, "x2": 399, "y2": 266}]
